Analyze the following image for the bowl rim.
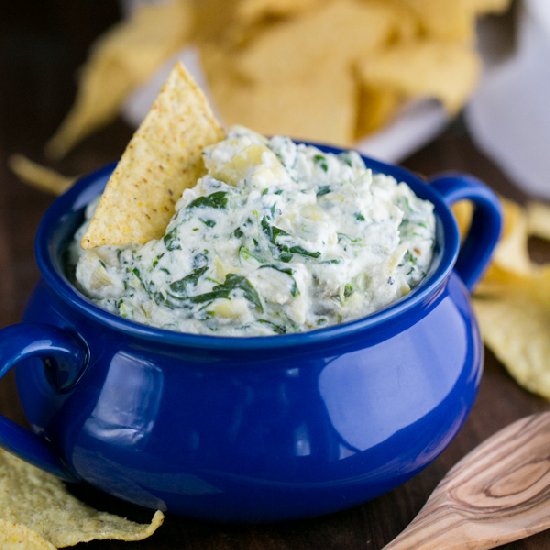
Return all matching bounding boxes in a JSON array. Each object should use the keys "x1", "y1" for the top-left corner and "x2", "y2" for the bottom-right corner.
[{"x1": 35, "y1": 143, "x2": 461, "y2": 351}]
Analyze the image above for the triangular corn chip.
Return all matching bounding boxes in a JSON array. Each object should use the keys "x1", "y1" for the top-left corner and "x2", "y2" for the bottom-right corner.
[{"x1": 81, "y1": 62, "x2": 225, "y2": 248}]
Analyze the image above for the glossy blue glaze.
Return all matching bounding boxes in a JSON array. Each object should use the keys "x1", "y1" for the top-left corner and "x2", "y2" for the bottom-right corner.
[{"x1": 0, "y1": 148, "x2": 502, "y2": 522}]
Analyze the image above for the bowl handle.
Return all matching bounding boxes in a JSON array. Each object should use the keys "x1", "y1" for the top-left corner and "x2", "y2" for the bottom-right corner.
[
  {"x1": 429, "y1": 173, "x2": 502, "y2": 292},
  {"x1": 0, "y1": 323, "x2": 86, "y2": 482}
]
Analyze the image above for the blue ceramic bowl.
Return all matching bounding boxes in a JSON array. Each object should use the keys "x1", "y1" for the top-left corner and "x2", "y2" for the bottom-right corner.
[{"x1": 0, "y1": 147, "x2": 502, "y2": 522}]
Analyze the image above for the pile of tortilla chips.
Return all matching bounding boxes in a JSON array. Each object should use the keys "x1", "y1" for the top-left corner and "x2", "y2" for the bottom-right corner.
[
  {"x1": 0, "y1": 448, "x2": 163, "y2": 548},
  {"x1": 45, "y1": 0, "x2": 510, "y2": 158},
  {"x1": 454, "y1": 200, "x2": 550, "y2": 399}
]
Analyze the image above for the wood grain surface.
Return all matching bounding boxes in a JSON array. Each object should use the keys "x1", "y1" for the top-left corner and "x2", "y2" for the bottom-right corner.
[
  {"x1": 385, "y1": 412, "x2": 550, "y2": 550},
  {"x1": 1, "y1": 2, "x2": 549, "y2": 549}
]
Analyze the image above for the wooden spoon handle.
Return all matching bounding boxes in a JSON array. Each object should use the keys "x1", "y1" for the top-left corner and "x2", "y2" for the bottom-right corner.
[{"x1": 384, "y1": 412, "x2": 550, "y2": 550}]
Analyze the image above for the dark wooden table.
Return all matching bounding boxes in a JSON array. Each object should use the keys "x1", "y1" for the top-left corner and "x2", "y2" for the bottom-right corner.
[{"x1": 1, "y1": 3, "x2": 549, "y2": 549}]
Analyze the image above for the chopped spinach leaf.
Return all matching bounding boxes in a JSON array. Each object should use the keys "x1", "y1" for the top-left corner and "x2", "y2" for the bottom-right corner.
[
  {"x1": 261, "y1": 217, "x2": 320, "y2": 261},
  {"x1": 337, "y1": 233, "x2": 363, "y2": 245},
  {"x1": 258, "y1": 319, "x2": 286, "y2": 334},
  {"x1": 190, "y1": 274, "x2": 263, "y2": 312},
  {"x1": 404, "y1": 250, "x2": 418, "y2": 265},
  {"x1": 339, "y1": 153, "x2": 354, "y2": 167},
  {"x1": 169, "y1": 265, "x2": 208, "y2": 296},
  {"x1": 239, "y1": 246, "x2": 264, "y2": 263},
  {"x1": 152, "y1": 253, "x2": 165, "y2": 268},
  {"x1": 193, "y1": 251, "x2": 209, "y2": 269},
  {"x1": 132, "y1": 267, "x2": 143, "y2": 284},
  {"x1": 288, "y1": 245, "x2": 320, "y2": 258},
  {"x1": 188, "y1": 191, "x2": 228, "y2": 210},
  {"x1": 164, "y1": 227, "x2": 181, "y2": 251},
  {"x1": 313, "y1": 154, "x2": 328, "y2": 172}
]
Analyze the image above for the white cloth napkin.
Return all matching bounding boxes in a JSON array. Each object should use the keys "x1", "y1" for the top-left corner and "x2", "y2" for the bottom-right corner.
[{"x1": 466, "y1": 0, "x2": 550, "y2": 199}]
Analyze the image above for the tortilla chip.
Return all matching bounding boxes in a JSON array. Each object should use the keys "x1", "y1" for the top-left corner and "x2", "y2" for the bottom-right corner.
[
  {"x1": 356, "y1": 41, "x2": 480, "y2": 113},
  {"x1": 0, "y1": 449, "x2": 164, "y2": 548},
  {"x1": 237, "y1": 0, "x2": 323, "y2": 21},
  {"x1": 473, "y1": 269, "x2": 550, "y2": 398},
  {"x1": 204, "y1": 49, "x2": 354, "y2": 145},
  {"x1": 234, "y1": 0, "x2": 398, "y2": 84},
  {"x1": 451, "y1": 200, "x2": 474, "y2": 239},
  {"x1": 471, "y1": 0, "x2": 512, "y2": 14},
  {"x1": 46, "y1": 0, "x2": 192, "y2": 159},
  {"x1": 393, "y1": 0, "x2": 476, "y2": 42},
  {"x1": 473, "y1": 198, "x2": 532, "y2": 295},
  {"x1": 471, "y1": 194, "x2": 550, "y2": 400},
  {"x1": 82, "y1": 62, "x2": 225, "y2": 248},
  {"x1": 9, "y1": 155, "x2": 75, "y2": 196},
  {"x1": 493, "y1": 198, "x2": 531, "y2": 272},
  {"x1": 228, "y1": 0, "x2": 328, "y2": 46},
  {"x1": 192, "y1": 0, "x2": 246, "y2": 43},
  {"x1": 354, "y1": 86, "x2": 400, "y2": 138},
  {"x1": 527, "y1": 201, "x2": 550, "y2": 242},
  {"x1": 0, "y1": 520, "x2": 55, "y2": 550}
]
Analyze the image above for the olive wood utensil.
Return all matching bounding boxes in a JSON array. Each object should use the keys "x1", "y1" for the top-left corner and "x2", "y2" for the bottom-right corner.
[{"x1": 384, "y1": 411, "x2": 550, "y2": 550}]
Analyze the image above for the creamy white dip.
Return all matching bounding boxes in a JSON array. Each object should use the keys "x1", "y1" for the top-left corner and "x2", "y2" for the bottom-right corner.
[{"x1": 68, "y1": 127, "x2": 436, "y2": 336}]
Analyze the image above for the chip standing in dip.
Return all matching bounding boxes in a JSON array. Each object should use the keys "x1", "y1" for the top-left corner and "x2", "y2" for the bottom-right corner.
[{"x1": 68, "y1": 126, "x2": 435, "y2": 336}]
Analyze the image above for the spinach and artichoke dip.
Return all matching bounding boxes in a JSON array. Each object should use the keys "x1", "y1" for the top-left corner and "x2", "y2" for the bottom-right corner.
[{"x1": 68, "y1": 127, "x2": 436, "y2": 336}]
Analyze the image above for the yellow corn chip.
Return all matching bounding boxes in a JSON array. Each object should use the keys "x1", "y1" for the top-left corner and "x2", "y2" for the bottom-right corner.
[
  {"x1": 472, "y1": 195, "x2": 550, "y2": 400},
  {"x1": 471, "y1": 0, "x2": 512, "y2": 14},
  {"x1": 192, "y1": 0, "x2": 246, "y2": 43},
  {"x1": 0, "y1": 448, "x2": 164, "y2": 548},
  {"x1": 234, "y1": 0, "x2": 398, "y2": 84},
  {"x1": 9, "y1": 155, "x2": 75, "y2": 196},
  {"x1": 473, "y1": 269, "x2": 550, "y2": 398},
  {"x1": 204, "y1": 49, "x2": 354, "y2": 145},
  {"x1": 357, "y1": 41, "x2": 480, "y2": 113},
  {"x1": 494, "y1": 197, "x2": 531, "y2": 273},
  {"x1": 82, "y1": 62, "x2": 225, "y2": 249},
  {"x1": 451, "y1": 200, "x2": 474, "y2": 238},
  {"x1": 528, "y1": 201, "x2": 550, "y2": 242},
  {"x1": 46, "y1": 0, "x2": 192, "y2": 159},
  {"x1": 0, "y1": 520, "x2": 55, "y2": 550},
  {"x1": 354, "y1": 86, "x2": 400, "y2": 138},
  {"x1": 236, "y1": 0, "x2": 325, "y2": 25},
  {"x1": 229, "y1": 0, "x2": 328, "y2": 46},
  {"x1": 392, "y1": 0, "x2": 476, "y2": 42},
  {"x1": 474, "y1": 198, "x2": 531, "y2": 295}
]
